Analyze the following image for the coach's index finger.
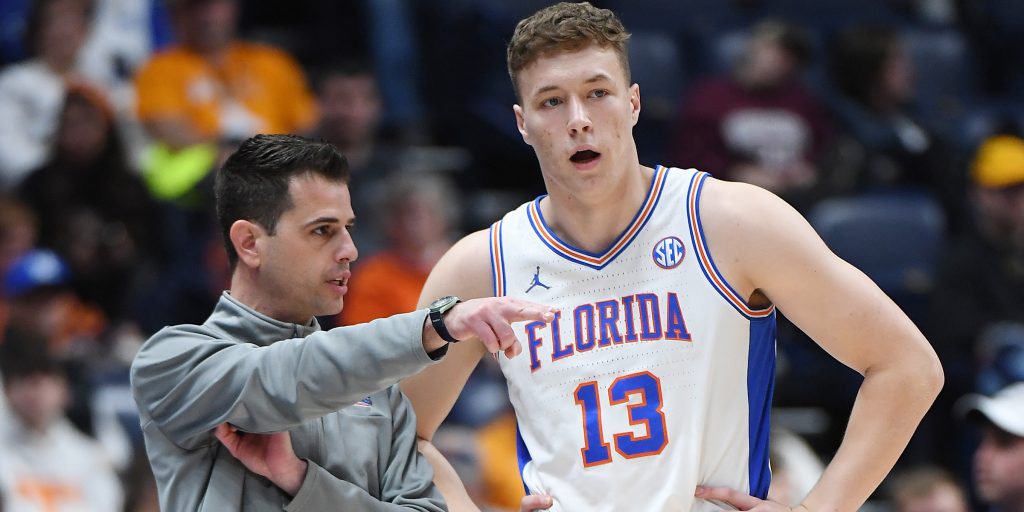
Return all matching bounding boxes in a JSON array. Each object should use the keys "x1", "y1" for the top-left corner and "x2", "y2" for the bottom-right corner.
[{"x1": 498, "y1": 297, "x2": 558, "y2": 323}]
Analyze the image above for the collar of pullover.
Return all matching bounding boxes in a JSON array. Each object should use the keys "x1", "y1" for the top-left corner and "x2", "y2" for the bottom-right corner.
[{"x1": 206, "y1": 291, "x2": 321, "y2": 345}]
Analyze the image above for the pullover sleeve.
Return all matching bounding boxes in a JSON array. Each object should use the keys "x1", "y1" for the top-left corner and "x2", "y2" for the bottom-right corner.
[{"x1": 131, "y1": 310, "x2": 441, "y2": 449}]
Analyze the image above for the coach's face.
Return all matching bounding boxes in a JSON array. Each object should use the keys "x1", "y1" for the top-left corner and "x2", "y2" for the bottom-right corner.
[{"x1": 244, "y1": 174, "x2": 358, "y2": 323}]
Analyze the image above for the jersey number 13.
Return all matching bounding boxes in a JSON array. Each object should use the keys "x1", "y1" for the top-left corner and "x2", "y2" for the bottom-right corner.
[{"x1": 573, "y1": 371, "x2": 668, "y2": 466}]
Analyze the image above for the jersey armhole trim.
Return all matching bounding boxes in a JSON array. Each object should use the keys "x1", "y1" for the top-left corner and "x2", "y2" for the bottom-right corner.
[
  {"x1": 686, "y1": 172, "x2": 775, "y2": 319},
  {"x1": 490, "y1": 220, "x2": 507, "y2": 297}
]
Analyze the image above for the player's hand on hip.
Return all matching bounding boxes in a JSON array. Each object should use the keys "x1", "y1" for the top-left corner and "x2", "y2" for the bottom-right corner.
[
  {"x1": 445, "y1": 297, "x2": 556, "y2": 358},
  {"x1": 520, "y1": 494, "x2": 553, "y2": 511},
  {"x1": 695, "y1": 486, "x2": 804, "y2": 511},
  {"x1": 215, "y1": 423, "x2": 307, "y2": 496}
]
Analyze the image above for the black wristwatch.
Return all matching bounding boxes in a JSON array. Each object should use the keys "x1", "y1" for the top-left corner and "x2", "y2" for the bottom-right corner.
[{"x1": 428, "y1": 295, "x2": 461, "y2": 343}]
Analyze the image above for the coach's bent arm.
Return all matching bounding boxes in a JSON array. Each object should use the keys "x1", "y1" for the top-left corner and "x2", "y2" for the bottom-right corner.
[
  {"x1": 700, "y1": 179, "x2": 943, "y2": 511},
  {"x1": 403, "y1": 230, "x2": 495, "y2": 511},
  {"x1": 131, "y1": 310, "x2": 439, "y2": 449}
]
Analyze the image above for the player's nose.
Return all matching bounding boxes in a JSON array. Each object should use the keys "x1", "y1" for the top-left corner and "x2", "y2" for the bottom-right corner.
[{"x1": 567, "y1": 98, "x2": 592, "y2": 135}]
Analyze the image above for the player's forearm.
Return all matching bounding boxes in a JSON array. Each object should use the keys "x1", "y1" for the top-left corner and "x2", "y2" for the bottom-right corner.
[
  {"x1": 417, "y1": 438, "x2": 482, "y2": 512},
  {"x1": 801, "y1": 350, "x2": 942, "y2": 511}
]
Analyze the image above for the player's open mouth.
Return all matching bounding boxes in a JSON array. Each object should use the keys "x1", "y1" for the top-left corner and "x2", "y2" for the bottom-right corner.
[{"x1": 570, "y1": 150, "x2": 601, "y2": 164}]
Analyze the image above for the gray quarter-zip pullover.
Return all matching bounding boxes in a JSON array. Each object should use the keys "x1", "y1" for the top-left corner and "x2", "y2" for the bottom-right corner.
[{"x1": 131, "y1": 292, "x2": 447, "y2": 511}]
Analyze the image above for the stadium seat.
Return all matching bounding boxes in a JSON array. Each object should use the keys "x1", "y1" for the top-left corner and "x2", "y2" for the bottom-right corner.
[
  {"x1": 903, "y1": 27, "x2": 976, "y2": 133},
  {"x1": 628, "y1": 29, "x2": 686, "y2": 166},
  {"x1": 808, "y1": 191, "x2": 945, "y2": 316}
]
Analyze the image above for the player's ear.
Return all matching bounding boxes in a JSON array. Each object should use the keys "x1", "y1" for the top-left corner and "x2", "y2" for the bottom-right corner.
[
  {"x1": 230, "y1": 219, "x2": 264, "y2": 269},
  {"x1": 629, "y1": 83, "x2": 641, "y2": 127},
  {"x1": 514, "y1": 104, "x2": 532, "y2": 145}
]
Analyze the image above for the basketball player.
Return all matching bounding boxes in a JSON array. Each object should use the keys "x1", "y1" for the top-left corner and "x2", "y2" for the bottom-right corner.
[{"x1": 401, "y1": 3, "x2": 943, "y2": 511}]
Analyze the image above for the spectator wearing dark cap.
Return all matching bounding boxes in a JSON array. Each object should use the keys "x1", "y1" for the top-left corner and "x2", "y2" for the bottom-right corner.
[
  {"x1": 957, "y1": 383, "x2": 1024, "y2": 512},
  {"x1": 670, "y1": 18, "x2": 833, "y2": 209}
]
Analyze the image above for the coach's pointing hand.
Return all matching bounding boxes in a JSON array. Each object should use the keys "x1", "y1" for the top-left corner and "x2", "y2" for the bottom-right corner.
[{"x1": 422, "y1": 297, "x2": 556, "y2": 358}]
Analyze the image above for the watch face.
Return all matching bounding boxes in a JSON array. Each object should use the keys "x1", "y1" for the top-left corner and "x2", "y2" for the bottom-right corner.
[{"x1": 431, "y1": 295, "x2": 458, "y2": 311}]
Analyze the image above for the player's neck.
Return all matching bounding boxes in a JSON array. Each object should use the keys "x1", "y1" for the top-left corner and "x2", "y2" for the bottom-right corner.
[{"x1": 541, "y1": 165, "x2": 654, "y2": 253}]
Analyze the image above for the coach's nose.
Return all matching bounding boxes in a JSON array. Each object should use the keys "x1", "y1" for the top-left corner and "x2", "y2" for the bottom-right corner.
[{"x1": 337, "y1": 228, "x2": 358, "y2": 264}]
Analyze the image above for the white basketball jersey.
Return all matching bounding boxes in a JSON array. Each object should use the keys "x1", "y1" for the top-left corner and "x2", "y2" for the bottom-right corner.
[{"x1": 489, "y1": 166, "x2": 776, "y2": 511}]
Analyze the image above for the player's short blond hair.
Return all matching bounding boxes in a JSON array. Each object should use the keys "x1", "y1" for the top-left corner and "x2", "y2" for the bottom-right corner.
[{"x1": 506, "y1": 2, "x2": 631, "y2": 100}]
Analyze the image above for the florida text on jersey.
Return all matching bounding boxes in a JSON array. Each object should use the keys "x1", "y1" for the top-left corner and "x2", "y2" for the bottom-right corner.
[{"x1": 489, "y1": 166, "x2": 776, "y2": 511}]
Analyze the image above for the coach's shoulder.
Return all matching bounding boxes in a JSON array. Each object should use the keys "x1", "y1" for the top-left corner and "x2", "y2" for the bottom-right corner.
[{"x1": 130, "y1": 324, "x2": 218, "y2": 390}]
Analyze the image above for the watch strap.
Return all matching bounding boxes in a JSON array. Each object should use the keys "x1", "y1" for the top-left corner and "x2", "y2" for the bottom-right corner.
[{"x1": 429, "y1": 299, "x2": 461, "y2": 343}]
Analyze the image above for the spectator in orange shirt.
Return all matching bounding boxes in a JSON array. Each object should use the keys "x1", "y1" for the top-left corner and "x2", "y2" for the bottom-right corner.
[
  {"x1": 338, "y1": 172, "x2": 460, "y2": 326},
  {"x1": 133, "y1": 0, "x2": 317, "y2": 200}
]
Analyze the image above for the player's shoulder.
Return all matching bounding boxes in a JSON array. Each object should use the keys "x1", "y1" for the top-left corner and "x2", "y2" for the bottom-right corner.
[
  {"x1": 446, "y1": 228, "x2": 492, "y2": 263},
  {"x1": 697, "y1": 176, "x2": 793, "y2": 230},
  {"x1": 423, "y1": 229, "x2": 495, "y2": 301}
]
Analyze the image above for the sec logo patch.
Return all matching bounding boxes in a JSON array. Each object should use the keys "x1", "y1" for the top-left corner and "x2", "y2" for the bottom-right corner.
[{"x1": 652, "y1": 236, "x2": 685, "y2": 269}]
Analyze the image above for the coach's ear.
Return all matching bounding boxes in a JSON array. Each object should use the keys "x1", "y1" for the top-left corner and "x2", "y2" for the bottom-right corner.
[{"x1": 230, "y1": 219, "x2": 264, "y2": 269}]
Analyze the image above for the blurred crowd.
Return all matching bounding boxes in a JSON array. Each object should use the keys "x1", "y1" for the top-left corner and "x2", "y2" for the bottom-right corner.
[{"x1": 0, "y1": 0, "x2": 1022, "y2": 511}]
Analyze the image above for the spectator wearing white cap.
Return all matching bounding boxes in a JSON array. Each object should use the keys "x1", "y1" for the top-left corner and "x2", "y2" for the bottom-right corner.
[{"x1": 957, "y1": 382, "x2": 1024, "y2": 512}]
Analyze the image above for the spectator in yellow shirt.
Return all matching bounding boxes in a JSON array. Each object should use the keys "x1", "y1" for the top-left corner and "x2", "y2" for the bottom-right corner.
[{"x1": 134, "y1": 0, "x2": 317, "y2": 200}]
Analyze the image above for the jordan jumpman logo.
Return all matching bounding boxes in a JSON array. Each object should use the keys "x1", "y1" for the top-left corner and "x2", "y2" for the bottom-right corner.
[{"x1": 526, "y1": 266, "x2": 551, "y2": 293}]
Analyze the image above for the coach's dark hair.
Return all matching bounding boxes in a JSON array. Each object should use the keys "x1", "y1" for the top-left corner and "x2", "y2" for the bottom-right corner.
[{"x1": 215, "y1": 134, "x2": 350, "y2": 268}]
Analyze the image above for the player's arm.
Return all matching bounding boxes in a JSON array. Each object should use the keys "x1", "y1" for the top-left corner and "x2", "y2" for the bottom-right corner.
[
  {"x1": 404, "y1": 230, "x2": 497, "y2": 439},
  {"x1": 698, "y1": 180, "x2": 943, "y2": 511},
  {"x1": 401, "y1": 230, "x2": 497, "y2": 511}
]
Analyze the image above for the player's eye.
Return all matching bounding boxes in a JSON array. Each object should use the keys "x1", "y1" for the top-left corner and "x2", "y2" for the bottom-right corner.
[
  {"x1": 591, "y1": 89, "x2": 608, "y2": 98},
  {"x1": 542, "y1": 97, "x2": 561, "y2": 108}
]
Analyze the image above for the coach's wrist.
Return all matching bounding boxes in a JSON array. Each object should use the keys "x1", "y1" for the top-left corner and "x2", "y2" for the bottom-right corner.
[{"x1": 273, "y1": 458, "x2": 308, "y2": 497}]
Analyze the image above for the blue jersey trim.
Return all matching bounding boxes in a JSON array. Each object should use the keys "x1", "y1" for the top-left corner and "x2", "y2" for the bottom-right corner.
[
  {"x1": 747, "y1": 312, "x2": 776, "y2": 498},
  {"x1": 527, "y1": 166, "x2": 668, "y2": 270},
  {"x1": 515, "y1": 422, "x2": 533, "y2": 495},
  {"x1": 489, "y1": 221, "x2": 507, "y2": 297},
  {"x1": 688, "y1": 172, "x2": 774, "y2": 319}
]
